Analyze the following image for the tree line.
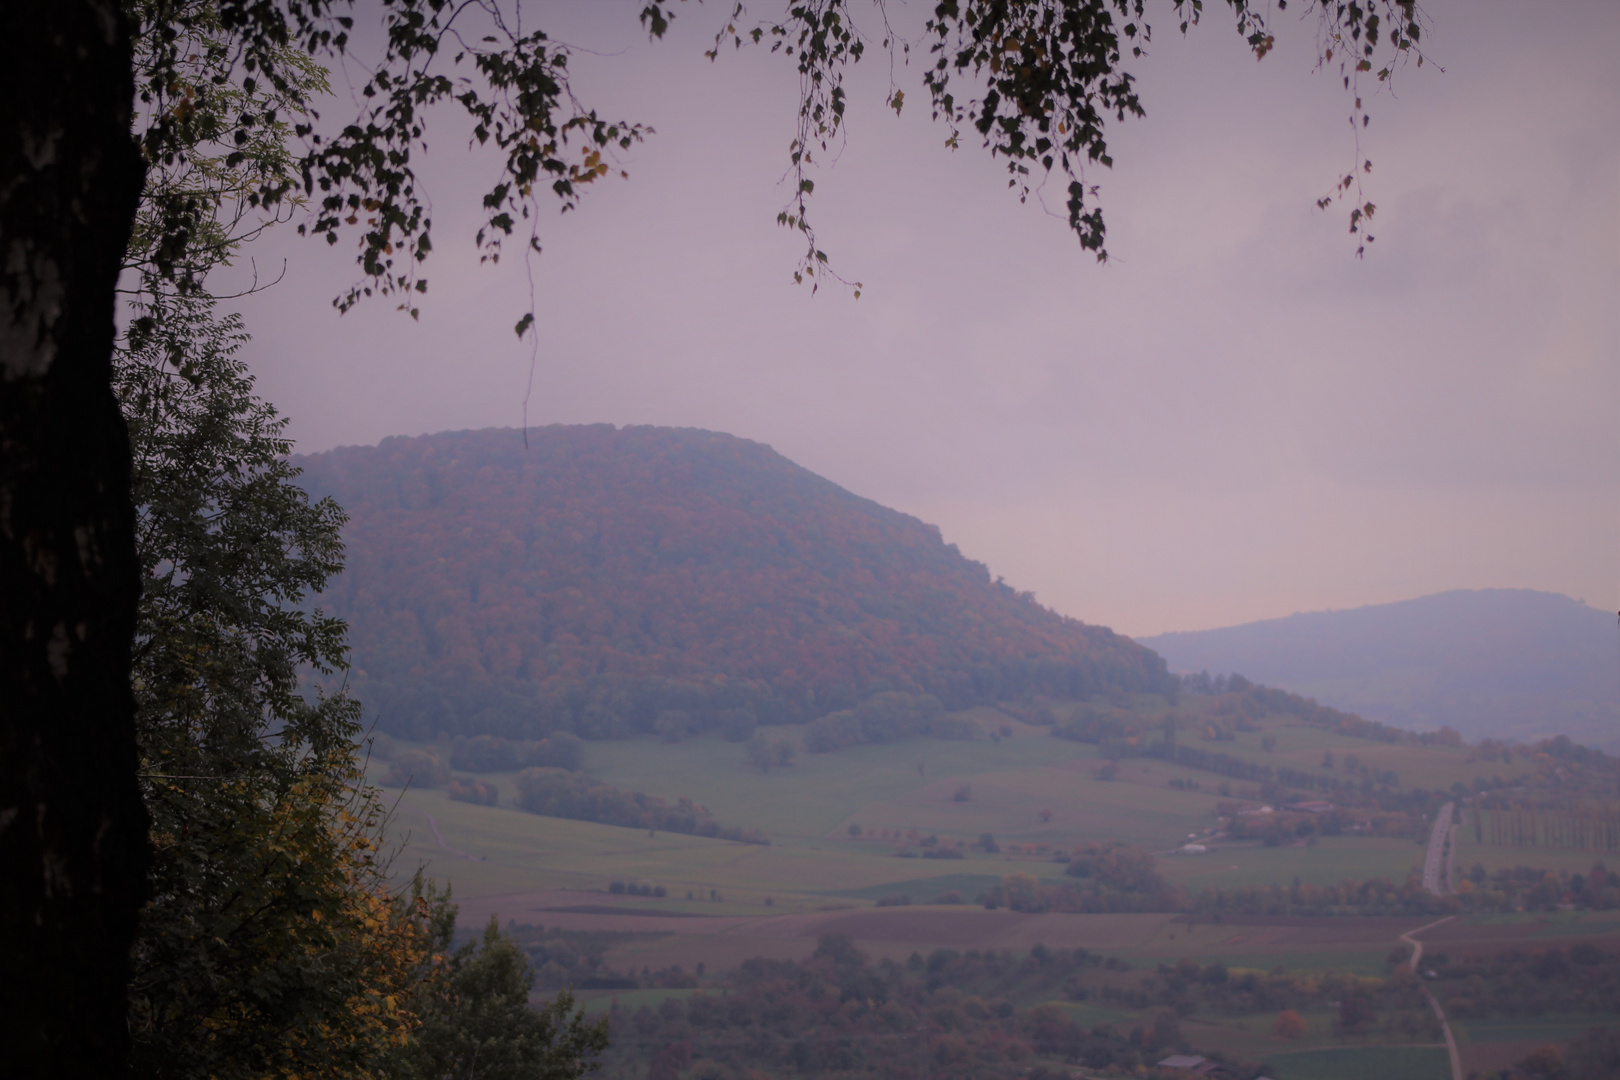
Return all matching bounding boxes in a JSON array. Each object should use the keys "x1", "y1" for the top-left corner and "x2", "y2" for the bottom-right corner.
[
  {"x1": 584, "y1": 935, "x2": 1270, "y2": 1080},
  {"x1": 515, "y1": 768, "x2": 769, "y2": 845}
]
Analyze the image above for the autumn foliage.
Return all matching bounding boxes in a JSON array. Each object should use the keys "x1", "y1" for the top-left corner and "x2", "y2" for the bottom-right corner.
[
  {"x1": 1272, "y1": 1009, "x2": 1307, "y2": 1038},
  {"x1": 298, "y1": 426, "x2": 1172, "y2": 740}
]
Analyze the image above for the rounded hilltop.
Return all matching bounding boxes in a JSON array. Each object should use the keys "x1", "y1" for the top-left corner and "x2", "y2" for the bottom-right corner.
[{"x1": 296, "y1": 424, "x2": 1171, "y2": 740}]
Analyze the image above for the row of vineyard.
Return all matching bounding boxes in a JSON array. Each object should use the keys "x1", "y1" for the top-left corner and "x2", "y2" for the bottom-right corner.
[{"x1": 1470, "y1": 807, "x2": 1620, "y2": 851}]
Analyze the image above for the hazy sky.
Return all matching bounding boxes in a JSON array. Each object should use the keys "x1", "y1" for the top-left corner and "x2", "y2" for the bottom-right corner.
[{"x1": 234, "y1": 0, "x2": 1618, "y2": 638}]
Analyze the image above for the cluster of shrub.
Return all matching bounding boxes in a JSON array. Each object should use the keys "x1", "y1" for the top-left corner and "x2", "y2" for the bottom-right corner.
[
  {"x1": 977, "y1": 842, "x2": 1182, "y2": 914},
  {"x1": 503, "y1": 923, "x2": 642, "y2": 990},
  {"x1": 952, "y1": 852, "x2": 1620, "y2": 919},
  {"x1": 1488, "y1": 1030, "x2": 1620, "y2": 1080},
  {"x1": 1183, "y1": 861, "x2": 1620, "y2": 918},
  {"x1": 1465, "y1": 736, "x2": 1620, "y2": 808},
  {"x1": 585, "y1": 936, "x2": 1268, "y2": 1080},
  {"x1": 447, "y1": 777, "x2": 500, "y2": 805},
  {"x1": 607, "y1": 881, "x2": 668, "y2": 898},
  {"x1": 378, "y1": 732, "x2": 584, "y2": 788},
  {"x1": 1220, "y1": 806, "x2": 1420, "y2": 845},
  {"x1": 1074, "y1": 732, "x2": 1404, "y2": 798},
  {"x1": 801, "y1": 692, "x2": 980, "y2": 752},
  {"x1": 886, "y1": 831, "x2": 970, "y2": 859},
  {"x1": 1101, "y1": 957, "x2": 1441, "y2": 1043},
  {"x1": 1179, "y1": 679, "x2": 1620, "y2": 808},
  {"x1": 654, "y1": 708, "x2": 759, "y2": 744},
  {"x1": 514, "y1": 767, "x2": 768, "y2": 844},
  {"x1": 1426, "y1": 944, "x2": 1620, "y2": 1080},
  {"x1": 1451, "y1": 862, "x2": 1620, "y2": 910},
  {"x1": 1431, "y1": 941, "x2": 1620, "y2": 1021},
  {"x1": 743, "y1": 732, "x2": 797, "y2": 772}
]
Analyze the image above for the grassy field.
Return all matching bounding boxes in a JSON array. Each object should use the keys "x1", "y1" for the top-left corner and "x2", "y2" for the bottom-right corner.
[
  {"x1": 375, "y1": 735, "x2": 1436, "y2": 915},
  {"x1": 372, "y1": 709, "x2": 1583, "y2": 920},
  {"x1": 380, "y1": 781, "x2": 995, "y2": 906},
  {"x1": 1452, "y1": 820, "x2": 1619, "y2": 876},
  {"x1": 1454, "y1": 1014, "x2": 1616, "y2": 1045},
  {"x1": 366, "y1": 707, "x2": 1617, "y2": 1080},
  {"x1": 1047, "y1": 694, "x2": 1536, "y2": 794},
  {"x1": 1160, "y1": 836, "x2": 1423, "y2": 890}
]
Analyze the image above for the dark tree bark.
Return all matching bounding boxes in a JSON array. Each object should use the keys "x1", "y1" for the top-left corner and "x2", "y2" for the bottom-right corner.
[{"x1": 0, "y1": 1, "x2": 149, "y2": 1075}]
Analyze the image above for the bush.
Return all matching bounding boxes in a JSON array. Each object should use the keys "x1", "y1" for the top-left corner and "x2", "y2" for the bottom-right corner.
[
  {"x1": 952, "y1": 784, "x2": 972, "y2": 802},
  {"x1": 516, "y1": 767, "x2": 767, "y2": 844},
  {"x1": 450, "y1": 734, "x2": 518, "y2": 772},
  {"x1": 524, "y1": 731, "x2": 584, "y2": 771},
  {"x1": 654, "y1": 710, "x2": 691, "y2": 743},
  {"x1": 383, "y1": 749, "x2": 449, "y2": 788},
  {"x1": 447, "y1": 777, "x2": 500, "y2": 805},
  {"x1": 803, "y1": 692, "x2": 948, "y2": 752},
  {"x1": 1063, "y1": 842, "x2": 1171, "y2": 899}
]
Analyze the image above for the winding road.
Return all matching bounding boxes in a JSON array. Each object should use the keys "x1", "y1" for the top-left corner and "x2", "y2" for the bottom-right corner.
[{"x1": 1400, "y1": 916, "x2": 1463, "y2": 1080}]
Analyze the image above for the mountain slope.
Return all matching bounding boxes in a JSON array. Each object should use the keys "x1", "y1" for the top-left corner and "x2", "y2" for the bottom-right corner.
[
  {"x1": 297, "y1": 426, "x2": 1171, "y2": 739},
  {"x1": 1140, "y1": 590, "x2": 1619, "y2": 749}
]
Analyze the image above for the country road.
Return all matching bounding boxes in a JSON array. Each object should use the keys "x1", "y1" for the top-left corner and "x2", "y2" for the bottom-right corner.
[
  {"x1": 1423, "y1": 802, "x2": 1455, "y2": 895},
  {"x1": 1402, "y1": 916, "x2": 1463, "y2": 1080}
]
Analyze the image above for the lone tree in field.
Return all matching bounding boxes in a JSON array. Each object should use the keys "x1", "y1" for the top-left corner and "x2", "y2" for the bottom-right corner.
[{"x1": 3, "y1": 1, "x2": 1430, "y2": 1073}]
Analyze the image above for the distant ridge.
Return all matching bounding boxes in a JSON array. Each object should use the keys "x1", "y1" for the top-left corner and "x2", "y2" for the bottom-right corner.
[
  {"x1": 297, "y1": 425, "x2": 1172, "y2": 739},
  {"x1": 1140, "y1": 590, "x2": 1620, "y2": 750}
]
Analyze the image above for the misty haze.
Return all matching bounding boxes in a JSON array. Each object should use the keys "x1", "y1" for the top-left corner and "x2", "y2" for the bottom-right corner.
[{"x1": 6, "y1": 3, "x2": 1617, "y2": 1080}]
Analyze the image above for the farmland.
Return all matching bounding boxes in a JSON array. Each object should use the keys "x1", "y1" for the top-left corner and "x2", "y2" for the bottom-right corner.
[
  {"x1": 372, "y1": 700, "x2": 1617, "y2": 1079},
  {"x1": 374, "y1": 716, "x2": 1440, "y2": 908}
]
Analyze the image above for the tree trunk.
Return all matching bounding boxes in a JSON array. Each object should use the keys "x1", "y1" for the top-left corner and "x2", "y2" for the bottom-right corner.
[{"x1": 0, "y1": 1, "x2": 148, "y2": 1075}]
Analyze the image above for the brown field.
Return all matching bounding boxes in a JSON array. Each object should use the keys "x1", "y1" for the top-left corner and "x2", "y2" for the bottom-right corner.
[
  {"x1": 1176, "y1": 914, "x2": 1435, "y2": 944},
  {"x1": 1458, "y1": 1040, "x2": 1564, "y2": 1076},
  {"x1": 466, "y1": 891, "x2": 1177, "y2": 949},
  {"x1": 1412, "y1": 915, "x2": 1620, "y2": 956},
  {"x1": 463, "y1": 889, "x2": 1449, "y2": 974}
]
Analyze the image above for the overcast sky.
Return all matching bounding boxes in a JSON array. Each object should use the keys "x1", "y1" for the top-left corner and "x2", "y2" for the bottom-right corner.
[{"x1": 233, "y1": 0, "x2": 1618, "y2": 638}]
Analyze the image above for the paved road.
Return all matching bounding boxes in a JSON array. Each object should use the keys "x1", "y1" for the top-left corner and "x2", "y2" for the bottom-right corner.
[
  {"x1": 1402, "y1": 916, "x2": 1463, "y2": 1080},
  {"x1": 1422, "y1": 802, "x2": 1455, "y2": 895}
]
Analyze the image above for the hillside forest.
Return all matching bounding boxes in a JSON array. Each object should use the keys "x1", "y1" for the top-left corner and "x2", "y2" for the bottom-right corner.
[{"x1": 298, "y1": 427, "x2": 1172, "y2": 741}]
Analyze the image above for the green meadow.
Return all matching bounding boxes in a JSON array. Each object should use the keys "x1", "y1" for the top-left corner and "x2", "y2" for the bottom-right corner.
[
  {"x1": 373, "y1": 705, "x2": 1568, "y2": 911},
  {"x1": 1158, "y1": 836, "x2": 1423, "y2": 890},
  {"x1": 1452, "y1": 820, "x2": 1618, "y2": 876}
]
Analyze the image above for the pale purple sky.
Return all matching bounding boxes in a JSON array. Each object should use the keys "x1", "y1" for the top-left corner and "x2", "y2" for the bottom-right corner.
[{"x1": 234, "y1": 0, "x2": 1618, "y2": 638}]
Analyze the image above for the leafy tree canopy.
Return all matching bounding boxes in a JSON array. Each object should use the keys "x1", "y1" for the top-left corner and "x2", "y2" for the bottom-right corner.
[{"x1": 132, "y1": 0, "x2": 1429, "y2": 326}]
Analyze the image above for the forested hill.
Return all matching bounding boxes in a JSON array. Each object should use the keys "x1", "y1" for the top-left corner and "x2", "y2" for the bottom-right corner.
[
  {"x1": 297, "y1": 426, "x2": 1171, "y2": 740},
  {"x1": 1141, "y1": 589, "x2": 1620, "y2": 750}
]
